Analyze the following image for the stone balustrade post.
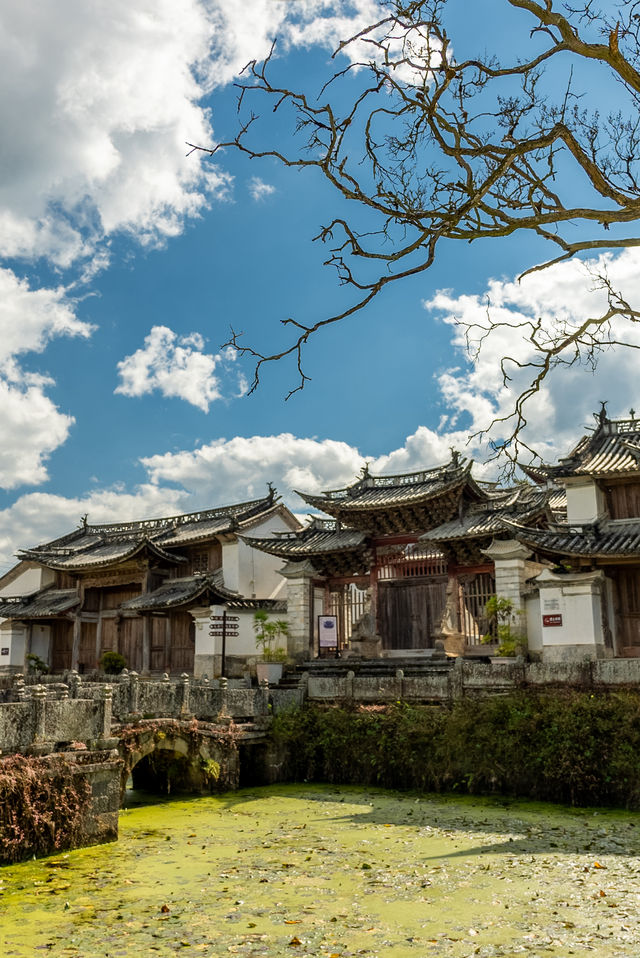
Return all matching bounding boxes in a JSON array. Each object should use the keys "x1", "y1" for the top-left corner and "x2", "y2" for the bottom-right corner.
[
  {"x1": 216, "y1": 676, "x2": 230, "y2": 723},
  {"x1": 256, "y1": 678, "x2": 269, "y2": 721},
  {"x1": 100, "y1": 685, "x2": 113, "y2": 739},
  {"x1": 68, "y1": 669, "x2": 82, "y2": 699},
  {"x1": 180, "y1": 672, "x2": 191, "y2": 716},
  {"x1": 448, "y1": 656, "x2": 465, "y2": 702},
  {"x1": 345, "y1": 670, "x2": 355, "y2": 701},
  {"x1": 395, "y1": 669, "x2": 405, "y2": 700},
  {"x1": 32, "y1": 684, "x2": 47, "y2": 743},
  {"x1": 13, "y1": 673, "x2": 25, "y2": 701},
  {"x1": 129, "y1": 670, "x2": 140, "y2": 715},
  {"x1": 161, "y1": 672, "x2": 170, "y2": 683}
]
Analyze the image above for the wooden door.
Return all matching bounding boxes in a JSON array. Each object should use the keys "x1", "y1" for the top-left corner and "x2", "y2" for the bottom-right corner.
[
  {"x1": 378, "y1": 576, "x2": 447, "y2": 650},
  {"x1": 78, "y1": 622, "x2": 97, "y2": 673},
  {"x1": 169, "y1": 612, "x2": 195, "y2": 673},
  {"x1": 613, "y1": 568, "x2": 640, "y2": 655},
  {"x1": 100, "y1": 617, "x2": 118, "y2": 657},
  {"x1": 150, "y1": 616, "x2": 168, "y2": 672},
  {"x1": 50, "y1": 621, "x2": 73, "y2": 672},
  {"x1": 119, "y1": 616, "x2": 144, "y2": 672}
]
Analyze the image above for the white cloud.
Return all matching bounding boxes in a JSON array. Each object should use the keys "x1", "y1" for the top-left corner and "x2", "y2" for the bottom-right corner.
[
  {"x1": 0, "y1": 0, "x2": 229, "y2": 265},
  {"x1": 115, "y1": 325, "x2": 242, "y2": 411},
  {"x1": 425, "y1": 247, "x2": 640, "y2": 465},
  {"x1": 0, "y1": 268, "x2": 94, "y2": 489},
  {"x1": 0, "y1": 484, "x2": 188, "y2": 575},
  {"x1": 248, "y1": 177, "x2": 276, "y2": 202},
  {"x1": 0, "y1": 268, "x2": 92, "y2": 363},
  {"x1": 0, "y1": 1, "x2": 383, "y2": 269},
  {"x1": 141, "y1": 432, "x2": 367, "y2": 506}
]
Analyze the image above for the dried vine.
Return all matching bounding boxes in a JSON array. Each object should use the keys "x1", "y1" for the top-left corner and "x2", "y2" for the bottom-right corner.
[{"x1": 0, "y1": 755, "x2": 92, "y2": 864}]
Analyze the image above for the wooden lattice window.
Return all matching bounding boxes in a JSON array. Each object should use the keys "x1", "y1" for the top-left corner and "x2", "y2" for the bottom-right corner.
[{"x1": 191, "y1": 552, "x2": 209, "y2": 575}]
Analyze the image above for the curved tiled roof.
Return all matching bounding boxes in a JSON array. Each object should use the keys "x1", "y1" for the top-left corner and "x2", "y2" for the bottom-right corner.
[
  {"x1": 420, "y1": 487, "x2": 551, "y2": 544},
  {"x1": 17, "y1": 492, "x2": 281, "y2": 571},
  {"x1": 504, "y1": 518, "x2": 640, "y2": 559},
  {"x1": 532, "y1": 415, "x2": 640, "y2": 480},
  {"x1": 298, "y1": 459, "x2": 483, "y2": 511},
  {"x1": 120, "y1": 571, "x2": 238, "y2": 611},
  {"x1": 0, "y1": 588, "x2": 79, "y2": 619},
  {"x1": 243, "y1": 518, "x2": 371, "y2": 576},
  {"x1": 19, "y1": 538, "x2": 186, "y2": 572}
]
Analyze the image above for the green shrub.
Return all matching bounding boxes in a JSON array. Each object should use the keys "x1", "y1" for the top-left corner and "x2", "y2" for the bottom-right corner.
[
  {"x1": 271, "y1": 691, "x2": 640, "y2": 809},
  {"x1": 99, "y1": 651, "x2": 127, "y2": 674}
]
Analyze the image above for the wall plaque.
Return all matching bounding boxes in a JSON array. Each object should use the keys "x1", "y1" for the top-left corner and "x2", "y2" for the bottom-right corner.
[{"x1": 542, "y1": 614, "x2": 563, "y2": 627}]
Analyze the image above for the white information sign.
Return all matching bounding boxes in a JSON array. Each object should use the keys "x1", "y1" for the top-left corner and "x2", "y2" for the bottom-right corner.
[{"x1": 318, "y1": 615, "x2": 338, "y2": 648}]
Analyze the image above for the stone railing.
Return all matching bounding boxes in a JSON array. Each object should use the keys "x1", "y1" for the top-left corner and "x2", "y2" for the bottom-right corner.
[
  {"x1": 0, "y1": 682, "x2": 113, "y2": 753},
  {"x1": 306, "y1": 657, "x2": 640, "y2": 703},
  {"x1": 0, "y1": 670, "x2": 285, "y2": 755}
]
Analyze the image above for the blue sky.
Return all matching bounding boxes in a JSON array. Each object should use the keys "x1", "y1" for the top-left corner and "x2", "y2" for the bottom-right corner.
[{"x1": 0, "y1": 0, "x2": 638, "y2": 572}]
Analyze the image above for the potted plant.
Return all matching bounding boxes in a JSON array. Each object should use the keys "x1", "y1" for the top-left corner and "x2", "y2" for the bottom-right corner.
[
  {"x1": 253, "y1": 610, "x2": 288, "y2": 685},
  {"x1": 481, "y1": 596, "x2": 526, "y2": 661}
]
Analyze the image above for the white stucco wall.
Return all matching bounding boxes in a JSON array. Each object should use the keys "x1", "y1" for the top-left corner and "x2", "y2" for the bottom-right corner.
[
  {"x1": 535, "y1": 568, "x2": 606, "y2": 661},
  {"x1": 0, "y1": 563, "x2": 56, "y2": 669},
  {"x1": 565, "y1": 480, "x2": 606, "y2": 525},
  {"x1": 525, "y1": 594, "x2": 542, "y2": 656},
  {"x1": 0, "y1": 562, "x2": 54, "y2": 598}
]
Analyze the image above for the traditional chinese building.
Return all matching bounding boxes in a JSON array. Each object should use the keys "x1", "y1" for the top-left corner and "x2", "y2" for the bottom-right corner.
[
  {"x1": 502, "y1": 407, "x2": 640, "y2": 658},
  {"x1": 0, "y1": 490, "x2": 300, "y2": 675},
  {"x1": 248, "y1": 455, "x2": 557, "y2": 658}
]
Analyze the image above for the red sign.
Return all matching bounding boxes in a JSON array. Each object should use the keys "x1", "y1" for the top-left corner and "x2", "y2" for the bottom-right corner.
[{"x1": 542, "y1": 614, "x2": 563, "y2": 628}]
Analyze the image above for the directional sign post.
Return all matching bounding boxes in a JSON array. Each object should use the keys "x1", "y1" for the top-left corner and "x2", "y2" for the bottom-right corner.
[{"x1": 209, "y1": 612, "x2": 240, "y2": 678}]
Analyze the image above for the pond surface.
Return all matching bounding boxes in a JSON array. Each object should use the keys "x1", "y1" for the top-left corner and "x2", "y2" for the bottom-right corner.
[{"x1": 1, "y1": 784, "x2": 640, "y2": 957}]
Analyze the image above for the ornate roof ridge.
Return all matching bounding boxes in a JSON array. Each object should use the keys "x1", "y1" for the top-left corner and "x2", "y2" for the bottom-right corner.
[
  {"x1": 19, "y1": 489, "x2": 279, "y2": 555},
  {"x1": 299, "y1": 457, "x2": 471, "y2": 502}
]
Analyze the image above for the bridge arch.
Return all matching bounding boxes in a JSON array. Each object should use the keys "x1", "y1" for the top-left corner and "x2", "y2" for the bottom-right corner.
[{"x1": 117, "y1": 720, "x2": 240, "y2": 797}]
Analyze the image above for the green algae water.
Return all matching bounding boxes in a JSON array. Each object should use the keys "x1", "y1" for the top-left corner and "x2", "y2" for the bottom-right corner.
[{"x1": 2, "y1": 784, "x2": 640, "y2": 957}]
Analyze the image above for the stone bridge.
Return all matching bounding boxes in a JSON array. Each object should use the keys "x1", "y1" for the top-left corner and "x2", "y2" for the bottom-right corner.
[{"x1": 0, "y1": 671, "x2": 302, "y2": 863}]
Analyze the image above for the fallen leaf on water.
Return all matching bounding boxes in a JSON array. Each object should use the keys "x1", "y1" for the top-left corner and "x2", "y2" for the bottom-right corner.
[
  {"x1": 593, "y1": 862, "x2": 606, "y2": 869},
  {"x1": 160, "y1": 904, "x2": 170, "y2": 913},
  {"x1": 284, "y1": 920, "x2": 301, "y2": 924},
  {"x1": 288, "y1": 936, "x2": 302, "y2": 946}
]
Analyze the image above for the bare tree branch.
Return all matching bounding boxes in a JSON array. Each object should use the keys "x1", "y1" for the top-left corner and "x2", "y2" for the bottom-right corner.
[{"x1": 189, "y1": 1, "x2": 640, "y2": 459}]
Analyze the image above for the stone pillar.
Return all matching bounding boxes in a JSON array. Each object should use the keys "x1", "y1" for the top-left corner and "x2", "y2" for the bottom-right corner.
[
  {"x1": 535, "y1": 567, "x2": 607, "y2": 662},
  {"x1": 277, "y1": 559, "x2": 318, "y2": 662},
  {"x1": 482, "y1": 539, "x2": 532, "y2": 643}
]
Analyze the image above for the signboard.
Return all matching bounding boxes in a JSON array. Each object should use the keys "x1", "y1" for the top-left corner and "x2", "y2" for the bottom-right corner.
[
  {"x1": 318, "y1": 615, "x2": 338, "y2": 648},
  {"x1": 542, "y1": 614, "x2": 563, "y2": 628},
  {"x1": 0, "y1": 648, "x2": 8, "y2": 657}
]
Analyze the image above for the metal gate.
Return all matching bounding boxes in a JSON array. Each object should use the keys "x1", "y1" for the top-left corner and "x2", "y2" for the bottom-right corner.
[
  {"x1": 457, "y1": 572, "x2": 496, "y2": 646},
  {"x1": 326, "y1": 582, "x2": 369, "y2": 652}
]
